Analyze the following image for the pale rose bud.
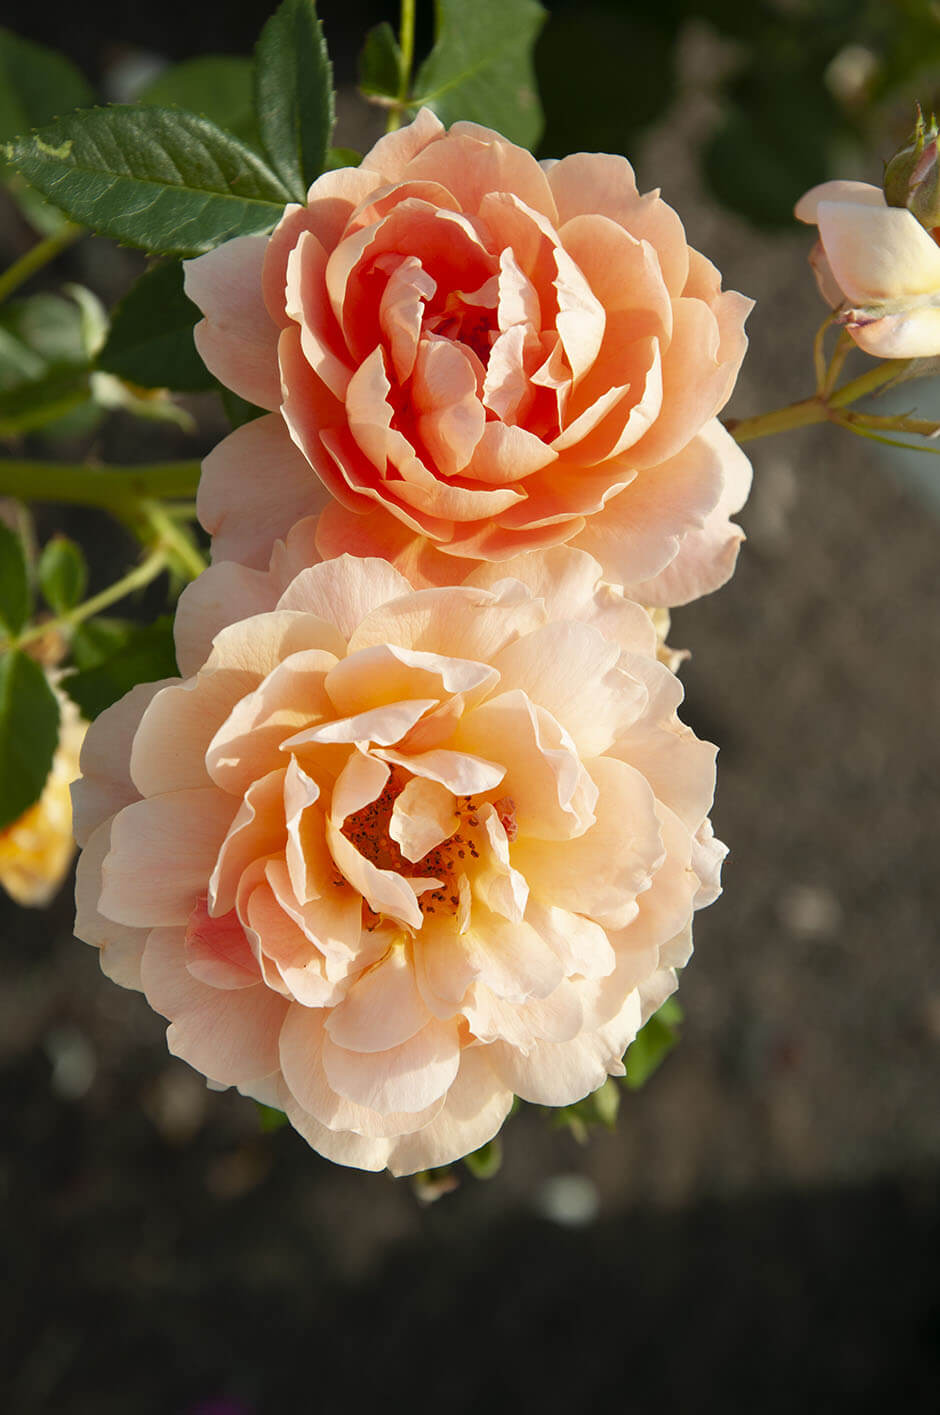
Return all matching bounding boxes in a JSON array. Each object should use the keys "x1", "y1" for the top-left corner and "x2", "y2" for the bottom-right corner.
[
  {"x1": 795, "y1": 176, "x2": 940, "y2": 358},
  {"x1": 884, "y1": 106, "x2": 940, "y2": 231}
]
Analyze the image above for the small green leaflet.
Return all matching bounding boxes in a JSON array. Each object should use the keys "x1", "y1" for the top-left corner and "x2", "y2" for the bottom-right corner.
[
  {"x1": 358, "y1": 23, "x2": 404, "y2": 102},
  {"x1": 4, "y1": 107, "x2": 291, "y2": 257},
  {"x1": 255, "y1": 0, "x2": 335, "y2": 202},
  {"x1": 0, "y1": 649, "x2": 60, "y2": 833},
  {"x1": 623, "y1": 997, "x2": 683, "y2": 1090},
  {"x1": 413, "y1": 0, "x2": 546, "y2": 151},
  {"x1": 38, "y1": 537, "x2": 87, "y2": 615}
]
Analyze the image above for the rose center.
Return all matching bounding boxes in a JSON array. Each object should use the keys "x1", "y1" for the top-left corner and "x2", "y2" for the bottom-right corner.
[{"x1": 340, "y1": 769, "x2": 518, "y2": 920}]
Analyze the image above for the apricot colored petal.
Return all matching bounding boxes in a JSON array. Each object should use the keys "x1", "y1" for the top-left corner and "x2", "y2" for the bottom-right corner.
[
  {"x1": 313, "y1": 503, "x2": 457, "y2": 589},
  {"x1": 74, "y1": 819, "x2": 148, "y2": 987},
  {"x1": 463, "y1": 420, "x2": 557, "y2": 485},
  {"x1": 624, "y1": 420, "x2": 752, "y2": 606},
  {"x1": 185, "y1": 235, "x2": 281, "y2": 410},
  {"x1": 285, "y1": 229, "x2": 354, "y2": 399},
  {"x1": 379, "y1": 254, "x2": 437, "y2": 383},
  {"x1": 359, "y1": 106, "x2": 445, "y2": 181},
  {"x1": 412, "y1": 338, "x2": 486, "y2": 476},
  {"x1": 490, "y1": 621, "x2": 644, "y2": 755},
  {"x1": 208, "y1": 769, "x2": 287, "y2": 916},
  {"x1": 141, "y1": 926, "x2": 288, "y2": 1085},
  {"x1": 321, "y1": 1017, "x2": 460, "y2": 1114},
  {"x1": 462, "y1": 543, "x2": 600, "y2": 622},
  {"x1": 326, "y1": 643, "x2": 496, "y2": 718},
  {"x1": 280, "y1": 1008, "x2": 444, "y2": 1143},
  {"x1": 347, "y1": 581, "x2": 542, "y2": 664},
  {"x1": 546, "y1": 153, "x2": 689, "y2": 292},
  {"x1": 72, "y1": 680, "x2": 168, "y2": 847},
  {"x1": 287, "y1": 697, "x2": 436, "y2": 750},
  {"x1": 512, "y1": 757, "x2": 663, "y2": 929},
  {"x1": 130, "y1": 664, "x2": 265, "y2": 798},
  {"x1": 404, "y1": 122, "x2": 557, "y2": 221},
  {"x1": 185, "y1": 898, "x2": 260, "y2": 990},
  {"x1": 326, "y1": 942, "x2": 431, "y2": 1052},
  {"x1": 389, "y1": 777, "x2": 458, "y2": 863},
  {"x1": 489, "y1": 1018, "x2": 629, "y2": 1106},
  {"x1": 263, "y1": 171, "x2": 379, "y2": 322},
  {"x1": 377, "y1": 747, "x2": 505, "y2": 796},
  {"x1": 570, "y1": 421, "x2": 727, "y2": 593},
  {"x1": 386, "y1": 1046, "x2": 513, "y2": 1177},
  {"x1": 562, "y1": 213, "x2": 672, "y2": 343},
  {"x1": 100, "y1": 789, "x2": 237, "y2": 928},
  {"x1": 525, "y1": 896, "x2": 615, "y2": 979},
  {"x1": 456, "y1": 690, "x2": 597, "y2": 842},
  {"x1": 206, "y1": 649, "x2": 336, "y2": 794},
  {"x1": 275, "y1": 554, "x2": 412, "y2": 636},
  {"x1": 174, "y1": 562, "x2": 276, "y2": 678},
  {"x1": 611, "y1": 658, "x2": 717, "y2": 831},
  {"x1": 553, "y1": 242, "x2": 606, "y2": 384},
  {"x1": 199, "y1": 413, "x2": 327, "y2": 571}
]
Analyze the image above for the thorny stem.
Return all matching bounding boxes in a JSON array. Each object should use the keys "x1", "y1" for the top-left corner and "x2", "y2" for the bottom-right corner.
[
  {"x1": 726, "y1": 359, "x2": 917, "y2": 445},
  {"x1": 0, "y1": 459, "x2": 201, "y2": 511},
  {"x1": 0, "y1": 223, "x2": 83, "y2": 305},
  {"x1": 386, "y1": 0, "x2": 417, "y2": 133}
]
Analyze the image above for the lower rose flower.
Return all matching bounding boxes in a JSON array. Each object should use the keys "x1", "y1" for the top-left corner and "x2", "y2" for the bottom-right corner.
[{"x1": 73, "y1": 548, "x2": 724, "y2": 1174}]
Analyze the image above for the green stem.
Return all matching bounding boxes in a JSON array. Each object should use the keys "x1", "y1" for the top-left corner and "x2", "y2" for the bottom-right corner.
[
  {"x1": 727, "y1": 359, "x2": 914, "y2": 446},
  {"x1": 387, "y1": 0, "x2": 417, "y2": 133},
  {"x1": 0, "y1": 459, "x2": 201, "y2": 511},
  {"x1": 14, "y1": 548, "x2": 168, "y2": 649},
  {"x1": 0, "y1": 223, "x2": 83, "y2": 305},
  {"x1": 139, "y1": 499, "x2": 206, "y2": 579}
]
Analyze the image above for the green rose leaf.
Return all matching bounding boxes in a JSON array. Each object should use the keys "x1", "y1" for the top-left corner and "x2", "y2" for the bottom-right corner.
[
  {"x1": 0, "y1": 648, "x2": 60, "y2": 832},
  {"x1": 358, "y1": 22, "x2": 403, "y2": 101},
  {"x1": 623, "y1": 997, "x2": 683, "y2": 1090},
  {"x1": 38, "y1": 536, "x2": 88, "y2": 615},
  {"x1": 4, "y1": 107, "x2": 291, "y2": 257},
  {"x1": 412, "y1": 0, "x2": 546, "y2": 151},
  {"x1": 139, "y1": 56, "x2": 259, "y2": 147},
  {"x1": 65, "y1": 615, "x2": 178, "y2": 720},
  {"x1": 97, "y1": 260, "x2": 215, "y2": 392},
  {"x1": 255, "y1": 0, "x2": 335, "y2": 202},
  {"x1": 0, "y1": 27, "x2": 93, "y2": 235},
  {"x1": 0, "y1": 523, "x2": 31, "y2": 638}
]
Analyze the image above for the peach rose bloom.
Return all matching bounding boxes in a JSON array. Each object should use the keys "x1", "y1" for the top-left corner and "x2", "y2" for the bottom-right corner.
[
  {"x1": 186, "y1": 109, "x2": 752, "y2": 607},
  {"x1": 73, "y1": 548, "x2": 724, "y2": 1174},
  {"x1": 796, "y1": 180, "x2": 940, "y2": 357}
]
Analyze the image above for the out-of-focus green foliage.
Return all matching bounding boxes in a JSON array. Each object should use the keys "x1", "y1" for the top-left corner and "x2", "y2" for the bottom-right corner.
[{"x1": 0, "y1": 648, "x2": 59, "y2": 831}]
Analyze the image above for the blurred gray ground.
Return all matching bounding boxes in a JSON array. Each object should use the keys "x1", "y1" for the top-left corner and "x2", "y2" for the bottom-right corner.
[{"x1": 2, "y1": 34, "x2": 939, "y2": 1415}]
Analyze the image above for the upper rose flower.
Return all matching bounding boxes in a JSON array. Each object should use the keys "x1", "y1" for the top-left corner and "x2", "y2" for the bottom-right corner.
[
  {"x1": 795, "y1": 179, "x2": 940, "y2": 358},
  {"x1": 73, "y1": 547, "x2": 724, "y2": 1175},
  {"x1": 186, "y1": 109, "x2": 752, "y2": 606}
]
